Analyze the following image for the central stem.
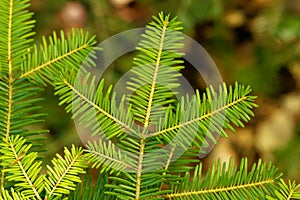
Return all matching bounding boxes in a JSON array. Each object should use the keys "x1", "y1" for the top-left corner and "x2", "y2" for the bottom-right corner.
[
  {"x1": 142, "y1": 20, "x2": 168, "y2": 131},
  {"x1": 135, "y1": 139, "x2": 145, "y2": 199},
  {"x1": 136, "y1": 19, "x2": 169, "y2": 199}
]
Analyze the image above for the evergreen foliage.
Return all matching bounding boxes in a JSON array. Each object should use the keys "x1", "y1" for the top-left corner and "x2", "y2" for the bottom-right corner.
[{"x1": 0, "y1": 0, "x2": 299, "y2": 199}]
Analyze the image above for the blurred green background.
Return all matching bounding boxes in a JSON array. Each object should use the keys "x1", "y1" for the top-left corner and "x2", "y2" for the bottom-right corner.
[{"x1": 29, "y1": 0, "x2": 300, "y2": 181}]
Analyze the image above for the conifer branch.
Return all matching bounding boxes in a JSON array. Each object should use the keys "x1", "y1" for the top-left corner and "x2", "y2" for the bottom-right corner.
[
  {"x1": 62, "y1": 77, "x2": 135, "y2": 134},
  {"x1": 20, "y1": 44, "x2": 89, "y2": 79},
  {"x1": 143, "y1": 19, "x2": 168, "y2": 131},
  {"x1": 0, "y1": 1, "x2": 298, "y2": 199}
]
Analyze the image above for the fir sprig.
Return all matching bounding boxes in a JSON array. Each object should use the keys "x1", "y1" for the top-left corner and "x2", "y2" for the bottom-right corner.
[{"x1": 0, "y1": 0, "x2": 298, "y2": 199}]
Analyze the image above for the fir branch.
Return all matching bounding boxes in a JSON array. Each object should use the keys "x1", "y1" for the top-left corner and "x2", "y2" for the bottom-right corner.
[
  {"x1": 44, "y1": 145, "x2": 86, "y2": 199},
  {"x1": 54, "y1": 70, "x2": 136, "y2": 139},
  {"x1": 127, "y1": 12, "x2": 184, "y2": 127},
  {"x1": 0, "y1": 78, "x2": 46, "y2": 147},
  {"x1": 68, "y1": 172, "x2": 113, "y2": 200},
  {"x1": 0, "y1": 1, "x2": 298, "y2": 199},
  {"x1": 0, "y1": 187, "x2": 23, "y2": 200},
  {"x1": 85, "y1": 139, "x2": 138, "y2": 173},
  {"x1": 148, "y1": 83, "x2": 257, "y2": 153},
  {"x1": 20, "y1": 29, "x2": 96, "y2": 85},
  {"x1": 150, "y1": 83, "x2": 256, "y2": 138},
  {"x1": 0, "y1": 0, "x2": 35, "y2": 76},
  {"x1": 266, "y1": 179, "x2": 300, "y2": 200},
  {"x1": 0, "y1": 135, "x2": 43, "y2": 200},
  {"x1": 160, "y1": 158, "x2": 281, "y2": 199}
]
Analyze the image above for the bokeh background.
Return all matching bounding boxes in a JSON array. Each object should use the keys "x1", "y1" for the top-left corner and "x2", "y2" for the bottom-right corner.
[{"x1": 29, "y1": 0, "x2": 300, "y2": 182}]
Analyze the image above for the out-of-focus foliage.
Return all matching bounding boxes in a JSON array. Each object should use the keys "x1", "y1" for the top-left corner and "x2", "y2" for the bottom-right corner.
[
  {"x1": 275, "y1": 128, "x2": 300, "y2": 180},
  {"x1": 171, "y1": 0, "x2": 300, "y2": 96}
]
